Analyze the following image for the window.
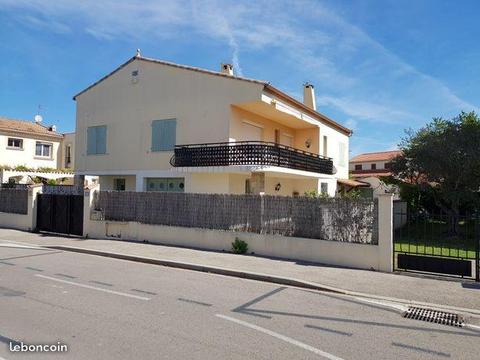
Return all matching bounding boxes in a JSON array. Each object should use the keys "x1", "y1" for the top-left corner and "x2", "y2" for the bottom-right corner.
[
  {"x1": 7, "y1": 138, "x2": 23, "y2": 149},
  {"x1": 371, "y1": 163, "x2": 377, "y2": 170},
  {"x1": 323, "y1": 136, "x2": 328, "y2": 157},
  {"x1": 245, "y1": 179, "x2": 252, "y2": 194},
  {"x1": 65, "y1": 145, "x2": 72, "y2": 167},
  {"x1": 355, "y1": 164, "x2": 362, "y2": 171},
  {"x1": 35, "y1": 142, "x2": 52, "y2": 158},
  {"x1": 146, "y1": 177, "x2": 184, "y2": 192},
  {"x1": 320, "y1": 182, "x2": 328, "y2": 195},
  {"x1": 87, "y1": 125, "x2": 107, "y2": 155},
  {"x1": 114, "y1": 178, "x2": 126, "y2": 191},
  {"x1": 152, "y1": 119, "x2": 176, "y2": 151},
  {"x1": 385, "y1": 162, "x2": 391, "y2": 170},
  {"x1": 338, "y1": 142, "x2": 346, "y2": 166}
]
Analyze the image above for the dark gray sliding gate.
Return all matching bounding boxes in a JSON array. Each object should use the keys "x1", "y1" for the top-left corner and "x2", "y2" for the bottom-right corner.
[{"x1": 37, "y1": 194, "x2": 84, "y2": 236}]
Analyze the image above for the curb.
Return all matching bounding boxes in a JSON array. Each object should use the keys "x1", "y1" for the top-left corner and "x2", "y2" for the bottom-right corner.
[
  {"x1": 44, "y1": 245, "x2": 344, "y2": 294},
  {"x1": 45, "y1": 244, "x2": 480, "y2": 318}
]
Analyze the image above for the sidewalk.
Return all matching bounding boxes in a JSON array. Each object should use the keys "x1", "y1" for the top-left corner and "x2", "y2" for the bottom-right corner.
[{"x1": 1, "y1": 228, "x2": 479, "y2": 313}]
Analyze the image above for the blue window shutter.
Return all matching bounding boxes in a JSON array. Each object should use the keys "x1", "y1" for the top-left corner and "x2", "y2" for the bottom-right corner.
[
  {"x1": 87, "y1": 127, "x2": 96, "y2": 155},
  {"x1": 152, "y1": 119, "x2": 176, "y2": 151},
  {"x1": 87, "y1": 126, "x2": 107, "y2": 155},
  {"x1": 96, "y1": 126, "x2": 107, "y2": 154}
]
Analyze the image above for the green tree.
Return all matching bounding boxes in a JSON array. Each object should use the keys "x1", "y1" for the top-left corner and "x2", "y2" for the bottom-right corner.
[{"x1": 389, "y1": 111, "x2": 480, "y2": 234}]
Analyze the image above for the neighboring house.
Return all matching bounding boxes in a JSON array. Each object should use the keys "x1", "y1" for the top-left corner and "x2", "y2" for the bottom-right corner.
[
  {"x1": 73, "y1": 52, "x2": 352, "y2": 196},
  {"x1": 0, "y1": 116, "x2": 74, "y2": 184},
  {"x1": 349, "y1": 150, "x2": 402, "y2": 198}
]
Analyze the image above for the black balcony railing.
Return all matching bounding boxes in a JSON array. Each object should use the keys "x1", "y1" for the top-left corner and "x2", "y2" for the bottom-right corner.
[{"x1": 170, "y1": 141, "x2": 334, "y2": 175}]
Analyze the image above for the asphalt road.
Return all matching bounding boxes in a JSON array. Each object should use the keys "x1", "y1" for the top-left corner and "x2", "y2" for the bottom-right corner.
[{"x1": 0, "y1": 241, "x2": 479, "y2": 360}]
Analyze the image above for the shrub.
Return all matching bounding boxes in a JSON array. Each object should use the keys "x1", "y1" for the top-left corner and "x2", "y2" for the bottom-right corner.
[
  {"x1": 304, "y1": 189, "x2": 329, "y2": 199},
  {"x1": 14, "y1": 165, "x2": 30, "y2": 171},
  {"x1": 231, "y1": 238, "x2": 248, "y2": 254}
]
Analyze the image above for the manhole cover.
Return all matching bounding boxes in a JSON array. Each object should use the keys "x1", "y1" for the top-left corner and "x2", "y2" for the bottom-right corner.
[{"x1": 403, "y1": 306, "x2": 464, "y2": 327}]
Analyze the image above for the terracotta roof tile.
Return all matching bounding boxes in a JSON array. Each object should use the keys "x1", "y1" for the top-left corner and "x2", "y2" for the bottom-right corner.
[
  {"x1": 0, "y1": 116, "x2": 63, "y2": 140},
  {"x1": 350, "y1": 150, "x2": 402, "y2": 163}
]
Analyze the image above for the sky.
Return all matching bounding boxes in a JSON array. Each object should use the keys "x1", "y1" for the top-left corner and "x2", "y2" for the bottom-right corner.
[{"x1": 0, "y1": 0, "x2": 479, "y2": 157}]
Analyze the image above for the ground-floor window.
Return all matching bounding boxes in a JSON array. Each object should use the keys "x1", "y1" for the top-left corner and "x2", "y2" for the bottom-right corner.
[
  {"x1": 245, "y1": 179, "x2": 251, "y2": 194},
  {"x1": 114, "y1": 178, "x2": 126, "y2": 191},
  {"x1": 320, "y1": 182, "x2": 328, "y2": 195},
  {"x1": 146, "y1": 177, "x2": 185, "y2": 192}
]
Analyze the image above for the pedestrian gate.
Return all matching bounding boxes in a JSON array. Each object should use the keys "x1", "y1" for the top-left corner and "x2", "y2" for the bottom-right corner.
[{"x1": 36, "y1": 194, "x2": 84, "y2": 236}]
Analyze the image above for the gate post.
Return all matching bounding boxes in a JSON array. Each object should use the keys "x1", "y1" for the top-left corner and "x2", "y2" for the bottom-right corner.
[
  {"x1": 476, "y1": 214, "x2": 479, "y2": 282},
  {"x1": 377, "y1": 194, "x2": 394, "y2": 272},
  {"x1": 83, "y1": 184, "x2": 100, "y2": 238},
  {"x1": 29, "y1": 185, "x2": 42, "y2": 231}
]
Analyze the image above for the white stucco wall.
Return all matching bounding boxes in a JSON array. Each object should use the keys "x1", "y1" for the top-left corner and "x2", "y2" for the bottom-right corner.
[
  {"x1": 0, "y1": 186, "x2": 41, "y2": 231},
  {"x1": 83, "y1": 190, "x2": 393, "y2": 272},
  {"x1": 0, "y1": 133, "x2": 61, "y2": 169}
]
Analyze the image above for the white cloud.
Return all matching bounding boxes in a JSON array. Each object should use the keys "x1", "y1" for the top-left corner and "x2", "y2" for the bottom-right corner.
[
  {"x1": 19, "y1": 14, "x2": 71, "y2": 34},
  {"x1": 317, "y1": 96, "x2": 423, "y2": 124},
  {"x1": 1, "y1": 0, "x2": 476, "y2": 152}
]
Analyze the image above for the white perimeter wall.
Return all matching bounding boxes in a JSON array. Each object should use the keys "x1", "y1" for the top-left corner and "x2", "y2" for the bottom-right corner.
[
  {"x1": 0, "y1": 186, "x2": 41, "y2": 231},
  {"x1": 84, "y1": 189, "x2": 393, "y2": 272}
]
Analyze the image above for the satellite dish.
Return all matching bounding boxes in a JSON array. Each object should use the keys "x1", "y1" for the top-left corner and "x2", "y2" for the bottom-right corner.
[{"x1": 34, "y1": 114, "x2": 43, "y2": 123}]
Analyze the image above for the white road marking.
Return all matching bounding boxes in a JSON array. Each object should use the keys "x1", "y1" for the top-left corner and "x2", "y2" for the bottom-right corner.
[
  {"x1": 215, "y1": 314, "x2": 344, "y2": 360},
  {"x1": 0, "y1": 242, "x2": 46, "y2": 250},
  {"x1": 352, "y1": 296, "x2": 407, "y2": 313},
  {"x1": 35, "y1": 274, "x2": 151, "y2": 301}
]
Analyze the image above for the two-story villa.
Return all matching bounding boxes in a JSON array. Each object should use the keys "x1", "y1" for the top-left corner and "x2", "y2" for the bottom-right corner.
[
  {"x1": 0, "y1": 116, "x2": 74, "y2": 183},
  {"x1": 73, "y1": 52, "x2": 352, "y2": 196}
]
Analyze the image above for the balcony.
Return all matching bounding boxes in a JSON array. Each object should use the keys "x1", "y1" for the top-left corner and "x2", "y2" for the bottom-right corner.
[{"x1": 170, "y1": 141, "x2": 334, "y2": 175}]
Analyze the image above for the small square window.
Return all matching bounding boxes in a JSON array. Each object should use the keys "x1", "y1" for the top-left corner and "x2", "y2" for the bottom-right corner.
[
  {"x1": 355, "y1": 164, "x2": 362, "y2": 171},
  {"x1": 371, "y1": 163, "x2": 377, "y2": 170},
  {"x1": 35, "y1": 142, "x2": 52, "y2": 158},
  {"x1": 320, "y1": 182, "x2": 328, "y2": 195},
  {"x1": 7, "y1": 138, "x2": 23, "y2": 149}
]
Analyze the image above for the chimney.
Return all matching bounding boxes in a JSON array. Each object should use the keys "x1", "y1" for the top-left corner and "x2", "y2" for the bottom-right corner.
[
  {"x1": 303, "y1": 83, "x2": 316, "y2": 111},
  {"x1": 221, "y1": 63, "x2": 234, "y2": 76}
]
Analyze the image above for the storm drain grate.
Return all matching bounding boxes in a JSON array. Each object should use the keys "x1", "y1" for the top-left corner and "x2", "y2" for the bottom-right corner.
[{"x1": 403, "y1": 306, "x2": 464, "y2": 327}]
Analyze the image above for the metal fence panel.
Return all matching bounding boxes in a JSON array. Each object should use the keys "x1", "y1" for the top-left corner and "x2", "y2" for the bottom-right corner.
[
  {"x1": 95, "y1": 191, "x2": 378, "y2": 244},
  {"x1": 0, "y1": 189, "x2": 28, "y2": 214}
]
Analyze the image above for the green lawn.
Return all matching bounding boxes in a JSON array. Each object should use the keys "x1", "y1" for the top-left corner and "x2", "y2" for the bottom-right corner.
[
  {"x1": 394, "y1": 219, "x2": 478, "y2": 260},
  {"x1": 394, "y1": 242, "x2": 477, "y2": 259}
]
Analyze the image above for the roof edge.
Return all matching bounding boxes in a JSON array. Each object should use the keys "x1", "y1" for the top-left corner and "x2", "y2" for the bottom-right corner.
[
  {"x1": 73, "y1": 55, "x2": 267, "y2": 100},
  {"x1": 263, "y1": 84, "x2": 352, "y2": 136}
]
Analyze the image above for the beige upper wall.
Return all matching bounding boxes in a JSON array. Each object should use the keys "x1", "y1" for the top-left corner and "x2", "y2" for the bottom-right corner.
[
  {"x1": 75, "y1": 59, "x2": 264, "y2": 173},
  {"x1": 74, "y1": 57, "x2": 349, "y2": 180},
  {"x1": 0, "y1": 132, "x2": 61, "y2": 169}
]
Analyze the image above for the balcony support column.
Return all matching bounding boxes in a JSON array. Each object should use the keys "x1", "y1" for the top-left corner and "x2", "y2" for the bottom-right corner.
[{"x1": 250, "y1": 172, "x2": 265, "y2": 195}]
